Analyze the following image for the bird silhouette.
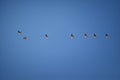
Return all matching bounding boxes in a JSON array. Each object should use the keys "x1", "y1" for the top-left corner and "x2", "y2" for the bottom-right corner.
[
  {"x1": 84, "y1": 34, "x2": 88, "y2": 38},
  {"x1": 105, "y1": 34, "x2": 109, "y2": 38},
  {"x1": 23, "y1": 36, "x2": 27, "y2": 40},
  {"x1": 45, "y1": 34, "x2": 48, "y2": 39},
  {"x1": 70, "y1": 34, "x2": 74, "y2": 39},
  {"x1": 93, "y1": 33, "x2": 97, "y2": 38},
  {"x1": 18, "y1": 30, "x2": 22, "y2": 35}
]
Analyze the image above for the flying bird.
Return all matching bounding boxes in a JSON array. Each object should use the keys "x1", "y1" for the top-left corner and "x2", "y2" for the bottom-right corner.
[
  {"x1": 105, "y1": 34, "x2": 109, "y2": 38},
  {"x1": 18, "y1": 30, "x2": 22, "y2": 35},
  {"x1": 45, "y1": 34, "x2": 48, "y2": 39},
  {"x1": 93, "y1": 33, "x2": 97, "y2": 38},
  {"x1": 70, "y1": 34, "x2": 74, "y2": 39},
  {"x1": 23, "y1": 36, "x2": 27, "y2": 40},
  {"x1": 84, "y1": 34, "x2": 88, "y2": 38}
]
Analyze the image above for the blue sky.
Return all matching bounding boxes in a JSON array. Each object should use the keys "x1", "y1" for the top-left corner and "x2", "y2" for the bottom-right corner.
[{"x1": 0, "y1": 0, "x2": 120, "y2": 80}]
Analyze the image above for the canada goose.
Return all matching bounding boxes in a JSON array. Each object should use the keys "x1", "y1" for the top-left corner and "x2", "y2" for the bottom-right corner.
[
  {"x1": 105, "y1": 34, "x2": 109, "y2": 38},
  {"x1": 18, "y1": 30, "x2": 22, "y2": 35},
  {"x1": 84, "y1": 34, "x2": 88, "y2": 38},
  {"x1": 45, "y1": 34, "x2": 48, "y2": 39},
  {"x1": 93, "y1": 33, "x2": 97, "y2": 38},
  {"x1": 23, "y1": 36, "x2": 27, "y2": 40},
  {"x1": 70, "y1": 34, "x2": 74, "y2": 39}
]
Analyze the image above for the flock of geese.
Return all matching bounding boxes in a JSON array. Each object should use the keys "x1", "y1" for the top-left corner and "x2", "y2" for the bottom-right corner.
[
  {"x1": 69, "y1": 33, "x2": 109, "y2": 39},
  {"x1": 18, "y1": 30, "x2": 109, "y2": 40}
]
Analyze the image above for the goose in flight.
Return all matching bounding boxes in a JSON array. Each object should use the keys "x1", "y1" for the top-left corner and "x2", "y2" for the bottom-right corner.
[
  {"x1": 70, "y1": 34, "x2": 74, "y2": 39},
  {"x1": 45, "y1": 34, "x2": 48, "y2": 39},
  {"x1": 18, "y1": 30, "x2": 22, "y2": 35},
  {"x1": 93, "y1": 33, "x2": 97, "y2": 38},
  {"x1": 23, "y1": 36, "x2": 27, "y2": 40},
  {"x1": 105, "y1": 34, "x2": 109, "y2": 38},
  {"x1": 84, "y1": 33, "x2": 88, "y2": 38}
]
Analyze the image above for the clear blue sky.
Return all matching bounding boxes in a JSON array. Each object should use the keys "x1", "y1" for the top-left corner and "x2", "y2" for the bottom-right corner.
[{"x1": 0, "y1": 0, "x2": 120, "y2": 80}]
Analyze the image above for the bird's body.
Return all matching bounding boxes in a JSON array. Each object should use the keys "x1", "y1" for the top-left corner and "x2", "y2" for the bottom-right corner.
[
  {"x1": 18, "y1": 30, "x2": 22, "y2": 35},
  {"x1": 70, "y1": 34, "x2": 74, "y2": 39},
  {"x1": 23, "y1": 36, "x2": 27, "y2": 40},
  {"x1": 84, "y1": 34, "x2": 88, "y2": 38},
  {"x1": 105, "y1": 34, "x2": 109, "y2": 38},
  {"x1": 94, "y1": 33, "x2": 97, "y2": 38},
  {"x1": 45, "y1": 34, "x2": 48, "y2": 39}
]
